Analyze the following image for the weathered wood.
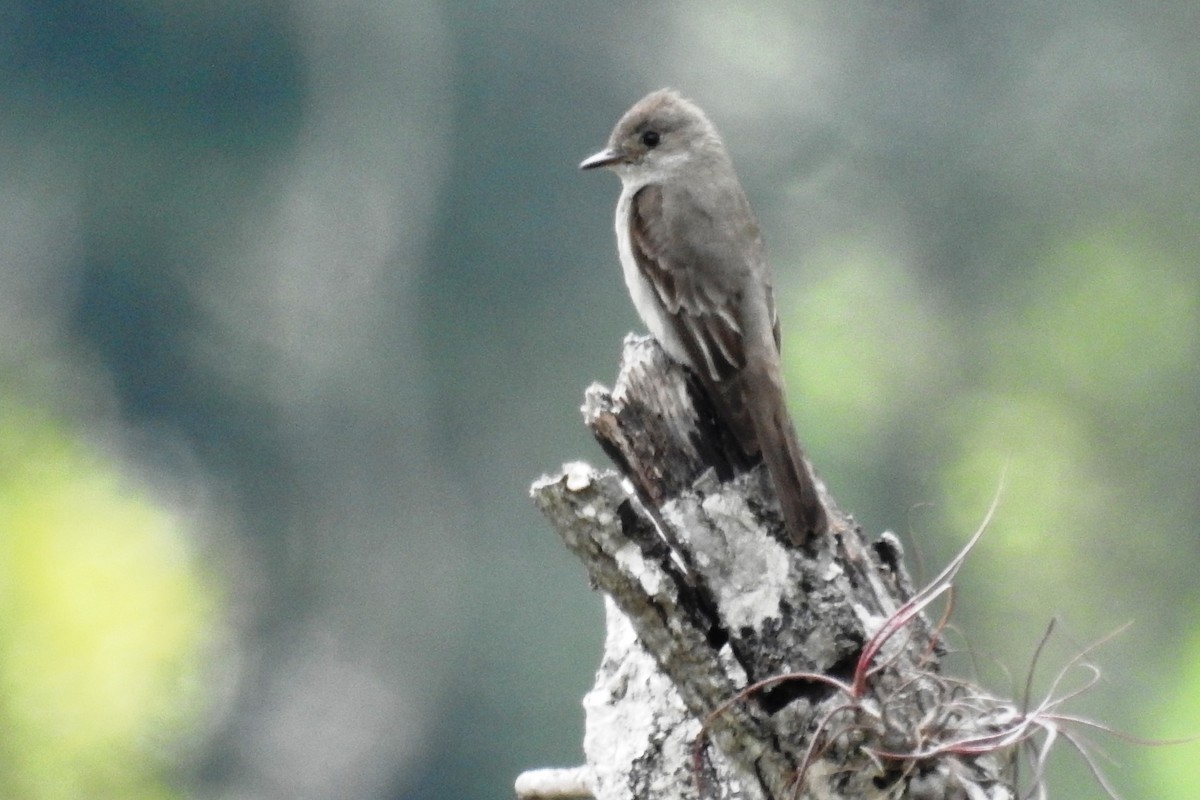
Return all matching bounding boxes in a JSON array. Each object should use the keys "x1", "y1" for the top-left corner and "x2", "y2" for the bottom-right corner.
[{"x1": 525, "y1": 335, "x2": 1015, "y2": 800}]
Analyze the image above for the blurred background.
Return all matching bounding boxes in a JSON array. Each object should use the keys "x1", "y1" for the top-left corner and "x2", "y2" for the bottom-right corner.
[{"x1": 0, "y1": 2, "x2": 1197, "y2": 798}]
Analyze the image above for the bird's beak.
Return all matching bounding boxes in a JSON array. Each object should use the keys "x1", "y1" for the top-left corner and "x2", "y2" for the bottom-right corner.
[{"x1": 579, "y1": 147, "x2": 624, "y2": 171}]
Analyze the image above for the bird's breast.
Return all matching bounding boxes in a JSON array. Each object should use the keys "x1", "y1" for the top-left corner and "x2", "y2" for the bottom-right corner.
[{"x1": 614, "y1": 188, "x2": 691, "y2": 368}]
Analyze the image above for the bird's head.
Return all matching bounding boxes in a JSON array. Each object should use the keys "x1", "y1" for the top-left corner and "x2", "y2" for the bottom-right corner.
[{"x1": 580, "y1": 88, "x2": 724, "y2": 185}]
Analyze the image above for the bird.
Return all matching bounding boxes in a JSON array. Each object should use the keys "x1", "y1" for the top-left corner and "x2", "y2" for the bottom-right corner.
[{"x1": 579, "y1": 88, "x2": 827, "y2": 545}]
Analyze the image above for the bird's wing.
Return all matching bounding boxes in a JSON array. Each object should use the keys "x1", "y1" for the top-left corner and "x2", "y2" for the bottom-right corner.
[{"x1": 628, "y1": 183, "x2": 749, "y2": 385}]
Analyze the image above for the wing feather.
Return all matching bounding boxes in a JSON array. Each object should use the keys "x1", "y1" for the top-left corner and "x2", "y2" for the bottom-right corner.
[{"x1": 629, "y1": 184, "x2": 748, "y2": 384}]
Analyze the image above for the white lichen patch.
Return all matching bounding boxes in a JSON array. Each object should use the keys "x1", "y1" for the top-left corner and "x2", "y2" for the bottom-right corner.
[
  {"x1": 684, "y1": 490, "x2": 790, "y2": 631},
  {"x1": 564, "y1": 461, "x2": 596, "y2": 492},
  {"x1": 584, "y1": 601, "x2": 699, "y2": 800},
  {"x1": 613, "y1": 540, "x2": 663, "y2": 596}
]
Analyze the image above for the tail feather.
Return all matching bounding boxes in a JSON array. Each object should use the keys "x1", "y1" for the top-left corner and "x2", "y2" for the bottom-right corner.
[{"x1": 740, "y1": 363, "x2": 827, "y2": 545}]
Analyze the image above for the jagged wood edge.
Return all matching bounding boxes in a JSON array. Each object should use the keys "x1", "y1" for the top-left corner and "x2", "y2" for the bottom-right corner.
[{"x1": 529, "y1": 335, "x2": 1015, "y2": 800}]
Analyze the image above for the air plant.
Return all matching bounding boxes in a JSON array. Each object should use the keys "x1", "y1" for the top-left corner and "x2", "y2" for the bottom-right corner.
[{"x1": 693, "y1": 486, "x2": 1187, "y2": 799}]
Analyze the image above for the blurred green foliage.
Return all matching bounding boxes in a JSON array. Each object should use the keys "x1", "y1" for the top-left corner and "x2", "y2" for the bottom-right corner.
[
  {"x1": 0, "y1": 401, "x2": 217, "y2": 799},
  {"x1": 786, "y1": 226, "x2": 1200, "y2": 795},
  {"x1": 785, "y1": 242, "x2": 954, "y2": 457},
  {"x1": 1146, "y1": 626, "x2": 1200, "y2": 794}
]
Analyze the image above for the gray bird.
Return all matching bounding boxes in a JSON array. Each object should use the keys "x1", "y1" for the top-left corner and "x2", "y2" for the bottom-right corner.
[{"x1": 581, "y1": 88, "x2": 827, "y2": 545}]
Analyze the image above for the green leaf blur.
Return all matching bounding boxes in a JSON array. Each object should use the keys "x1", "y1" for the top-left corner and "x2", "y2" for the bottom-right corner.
[
  {"x1": 781, "y1": 225, "x2": 1200, "y2": 796},
  {"x1": 0, "y1": 402, "x2": 217, "y2": 800},
  {"x1": 1145, "y1": 626, "x2": 1200, "y2": 794}
]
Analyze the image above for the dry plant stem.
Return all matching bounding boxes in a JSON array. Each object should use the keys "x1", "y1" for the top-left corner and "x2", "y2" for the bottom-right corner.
[{"x1": 527, "y1": 335, "x2": 1016, "y2": 800}]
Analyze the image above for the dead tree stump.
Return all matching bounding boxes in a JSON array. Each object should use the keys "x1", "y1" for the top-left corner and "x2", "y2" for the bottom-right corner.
[{"x1": 524, "y1": 335, "x2": 1015, "y2": 800}]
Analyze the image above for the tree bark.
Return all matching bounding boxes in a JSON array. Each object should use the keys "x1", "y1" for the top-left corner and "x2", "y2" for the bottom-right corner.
[{"x1": 523, "y1": 335, "x2": 1015, "y2": 800}]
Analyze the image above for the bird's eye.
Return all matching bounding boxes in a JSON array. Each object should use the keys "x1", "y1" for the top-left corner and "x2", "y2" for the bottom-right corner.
[{"x1": 640, "y1": 130, "x2": 660, "y2": 148}]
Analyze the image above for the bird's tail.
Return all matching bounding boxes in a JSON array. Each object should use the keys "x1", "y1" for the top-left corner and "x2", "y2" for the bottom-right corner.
[{"x1": 742, "y1": 361, "x2": 828, "y2": 545}]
